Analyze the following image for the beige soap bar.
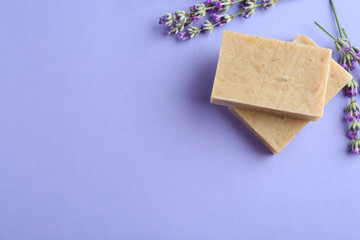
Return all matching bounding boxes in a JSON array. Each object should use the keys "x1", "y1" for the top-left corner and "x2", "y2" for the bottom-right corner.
[
  {"x1": 211, "y1": 30, "x2": 332, "y2": 121},
  {"x1": 230, "y1": 35, "x2": 352, "y2": 154}
]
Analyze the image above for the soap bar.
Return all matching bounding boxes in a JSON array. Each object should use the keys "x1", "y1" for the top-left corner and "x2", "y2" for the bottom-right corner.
[
  {"x1": 210, "y1": 30, "x2": 332, "y2": 121},
  {"x1": 230, "y1": 35, "x2": 352, "y2": 154}
]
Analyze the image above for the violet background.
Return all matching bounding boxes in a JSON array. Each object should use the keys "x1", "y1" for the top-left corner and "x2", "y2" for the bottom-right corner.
[{"x1": 1, "y1": 0, "x2": 360, "y2": 239}]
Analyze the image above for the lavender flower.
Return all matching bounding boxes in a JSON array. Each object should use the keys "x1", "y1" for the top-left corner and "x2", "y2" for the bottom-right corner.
[
  {"x1": 204, "y1": 0, "x2": 219, "y2": 13},
  {"x1": 240, "y1": 0, "x2": 258, "y2": 18},
  {"x1": 352, "y1": 46, "x2": 360, "y2": 59},
  {"x1": 204, "y1": 0, "x2": 215, "y2": 6},
  {"x1": 340, "y1": 53, "x2": 354, "y2": 71},
  {"x1": 159, "y1": 13, "x2": 174, "y2": 26},
  {"x1": 179, "y1": 26, "x2": 200, "y2": 40},
  {"x1": 341, "y1": 62, "x2": 348, "y2": 70},
  {"x1": 168, "y1": 25, "x2": 181, "y2": 35},
  {"x1": 262, "y1": 0, "x2": 279, "y2": 9},
  {"x1": 345, "y1": 46, "x2": 352, "y2": 53},
  {"x1": 346, "y1": 79, "x2": 359, "y2": 97},
  {"x1": 345, "y1": 111, "x2": 354, "y2": 122},
  {"x1": 178, "y1": 32, "x2": 187, "y2": 40},
  {"x1": 164, "y1": 10, "x2": 189, "y2": 35},
  {"x1": 201, "y1": 20, "x2": 214, "y2": 33},
  {"x1": 349, "y1": 121, "x2": 360, "y2": 132},
  {"x1": 175, "y1": 11, "x2": 187, "y2": 28},
  {"x1": 353, "y1": 146, "x2": 359, "y2": 154},
  {"x1": 351, "y1": 140, "x2": 360, "y2": 154},
  {"x1": 213, "y1": 14, "x2": 233, "y2": 26},
  {"x1": 189, "y1": 4, "x2": 207, "y2": 21},
  {"x1": 347, "y1": 86, "x2": 358, "y2": 97},
  {"x1": 204, "y1": 0, "x2": 215, "y2": 5},
  {"x1": 345, "y1": 100, "x2": 360, "y2": 113},
  {"x1": 217, "y1": 0, "x2": 233, "y2": 12},
  {"x1": 355, "y1": 111, "x2": 360, "y2": 120},
  {"x1": 348, "y1": 131, "x2": 357, "y2": 139},
  {"x1": 213, "y1": 13, "x2": 222, "y2": 22}
]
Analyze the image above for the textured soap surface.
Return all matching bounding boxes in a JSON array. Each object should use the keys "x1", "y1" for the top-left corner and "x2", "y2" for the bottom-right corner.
[
  {"x1": 211, "y1": 31, "x2": 333, "y2": 121},
  {"x1": 230, "y1": 35, "x2": 352, "y2": 154}
]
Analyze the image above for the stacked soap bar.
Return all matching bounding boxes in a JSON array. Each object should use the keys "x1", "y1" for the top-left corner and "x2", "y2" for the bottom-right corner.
[
  {"x1": 211, "y1": 31, "x2": 352, "y2": 154},
  {"x1": 211, "y1": 31, "x2": 332, "y2": 121}
]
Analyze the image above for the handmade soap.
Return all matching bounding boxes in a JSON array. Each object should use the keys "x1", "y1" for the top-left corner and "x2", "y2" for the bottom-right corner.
[
  {"x1": 210, "y1": 30, "x2": 332, "y2": 121},
  {"x1": 230, "y1": 35, "x2": 352, "y2": 154}
]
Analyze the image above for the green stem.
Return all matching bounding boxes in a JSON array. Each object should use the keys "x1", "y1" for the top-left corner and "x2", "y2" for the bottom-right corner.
[
  {"x1": 314, "y1": 22, "x2": 337, "y2": 41},
  {"x1": 329, "y1": 0, "x2": 343, "y2": 38},
  {"x1": 342, "y1": 28, "x2": 352, "y2": 47},
  {"x1": 205, "y1": 6, "x2": 216, "y2": 10},
  {"x1": 232, "y1": 3, "x2": 262, "y2": 17},
  {"x1": 315, "y1": 23, "x2": 359, "y2": 61},
  {"x1": 232, "y1": 10, "x2": 246, "y2": 17},
  {"x1": 351, "y1": 52, "x2": 360, "y2": 61}
]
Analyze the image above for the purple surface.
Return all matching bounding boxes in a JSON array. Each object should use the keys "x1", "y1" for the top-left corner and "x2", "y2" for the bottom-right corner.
[{"x1": 1, "y1": 0, "x2": 360, "y2": 239}]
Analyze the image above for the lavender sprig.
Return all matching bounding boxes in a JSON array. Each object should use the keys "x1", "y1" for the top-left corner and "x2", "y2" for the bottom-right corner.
[
  {"x1": 179, "y1": 26, "x2": 201, "y2": 40},
  {"x1": 263, "y1": 0, "x2": 279, "y2": 9},
  {"x1": 201, "y1": 20, "x2": 215, "y2": 33},
  {"x1": 213, "y1": 13, "x2": 233, "y2": 26},
  {"x1": 159, "y1": 0, "x2": 281, "y2": 40},
  {"x1": 315, "y1": 0, "x2": 360, "y2": 154},
  {"x1": 240, "y1": 0, "x2": 258, "y2": 19}
]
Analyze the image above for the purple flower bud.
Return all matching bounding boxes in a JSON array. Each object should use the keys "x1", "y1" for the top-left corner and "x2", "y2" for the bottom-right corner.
[
  {"x1": 348, "y1": 87, "x2": 359, "y2": 97},
  {"x1": 213, "y1": 14, "x2": 222, "y2": 22},
  {"x1": 205, "y1": 1, "x2": 215, "y2": 14},
  {"x1": 352, "y1": 146, "x2": 360, "y2": 154},
  {"x1": 352, "y1": 140, "x2": 360, "y2": 154},
  {"x1": 201, "y1": 20, "x2": 214, "y2": 33},
  {"x1": 240, "y1": 0, "x2": 257, "y2": 19},
  {"x1": 191, "y1": 16, "x2": 201, "y2": 21},
  {"x1": 348, "y1": 131, "x2": 357, "y2": 140},
  {"x1": 178, "y1": 26, "x2": 200, "y2": 40},
  {"x1": 178, "y1": 32, "x2": 188, "y2": 40},
  {"x1": 213, "y1": 14, "x2": 232, "y2": 26},
  {"x1": 341, "y1": 62, "x2": 348, "y2": 70},
  {"x1": 345, "y1": 111, "x2": 355, "y2": 122},
  {"x1": 263, "y1": 0, "x2": 278, "y2": 9},
  {"x1": 350, "y1": 64, "x2": 355, "y2": 71},
  {"x1": 355, "y1": 111, "x2": 360, "y2": 120},
  {"x1": 346, "y1": 89, "x2": 352, "y2": 97},
  {"x1": 159, "y1": 13, "x2": 174, "y2": 26},
  {"x1": 346, "y1": 83, "x2": 358, "y2": 97},
  {"x1": 204, "y1": 0, "x2": 214, "y2": 5},
  {"x1": 188, "y1": 4, "x2": 206, "y2": 22}
]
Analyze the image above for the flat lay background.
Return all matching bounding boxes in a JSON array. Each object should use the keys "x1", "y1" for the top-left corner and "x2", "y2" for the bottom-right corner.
[{"x1": 1, "y1": 0, "x2": 360, "y2": 239}]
